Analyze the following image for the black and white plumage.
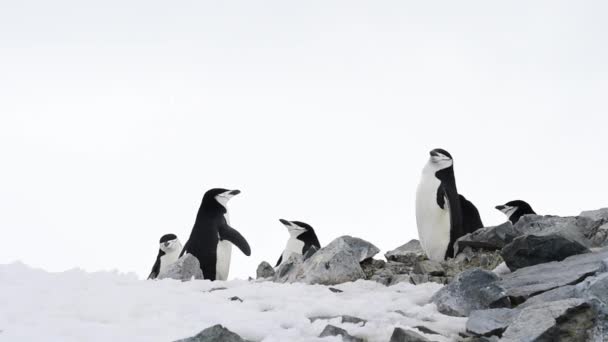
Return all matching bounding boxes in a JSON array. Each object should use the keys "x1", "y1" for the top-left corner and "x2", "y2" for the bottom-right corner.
[
  {"x1": 180, "y1": 188, "x2": 251, "y2": 281},
  {"x1": 495, "y1": 200, "x2": 536, "y2": 224},
  {"x1": 416, "y1": 148, "x2": 484, "y2": 261},
  {"x1": 148, "y1": 233, "x2": 183, "y2": 280},
  {"x1": 275, "y1": 219, "x2": 321, "y2": 266}
]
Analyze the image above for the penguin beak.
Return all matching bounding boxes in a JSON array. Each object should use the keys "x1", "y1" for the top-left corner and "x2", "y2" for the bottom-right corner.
[
  {"x1": 279, "y1": 219, "x2": 290, "y2": 226},
  {"x1": 229, "y1": 189, "x2": 241, "y2": 196},
  {"x1": 495, "y1": 205, "x2": 506, "y2": 211},
  {"x1": 430, "y1": 151, "x2": 440, "y2": 157}
]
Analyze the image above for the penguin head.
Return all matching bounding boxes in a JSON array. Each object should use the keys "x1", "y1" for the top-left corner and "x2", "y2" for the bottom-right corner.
[
  {"x1": 279, "y1": 219, "x2": 313, "y2": 237},
  {"x1": 495, "y1": 200, "x2": 533, "y2": 218},
  {"x1": 203, "y1": 188, "x2": 241, "y2": 208},
  {"x1": 427, "y1": 148, "x2": 453, "y2": 170},
  {"x1": 158, "y1": 233, "x2": 181, "y2": 253}
]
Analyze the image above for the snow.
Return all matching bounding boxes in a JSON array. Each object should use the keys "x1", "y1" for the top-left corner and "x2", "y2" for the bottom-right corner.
[{"x1": 0, "y1": 262, "x2": 466, "y2": 342}]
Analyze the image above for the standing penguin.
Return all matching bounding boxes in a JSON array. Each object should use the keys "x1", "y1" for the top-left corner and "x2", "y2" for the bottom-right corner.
[
  {"x1": 180, "y1": 188, "x2": 251, "y2": 280},
  {"x1": 495, "y1": 200, "x2": 536, "y2": 224},
  {"x1": 148, "y1": 233, "x2": 183, "y2": 279},
  {"x1": 416, "y1": 148, "x2": 483, "y2": 261},
  {"x1": 275, "y1": 219, "x2": 321, "y2": 266}
]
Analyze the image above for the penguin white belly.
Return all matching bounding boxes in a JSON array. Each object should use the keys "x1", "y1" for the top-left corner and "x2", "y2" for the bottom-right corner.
[
  {"x1": 215, "y1": 240, "x2": 232, "y2": 280},
  {"x1": 159, "y1": 250, "x2": 180, "y2": 275},
  {"x1": 281, "y1": 238, "x2": 305, "y2": 263},
  {"x1": 416, "y1": 174, "x2": 451, "y2": 261}
]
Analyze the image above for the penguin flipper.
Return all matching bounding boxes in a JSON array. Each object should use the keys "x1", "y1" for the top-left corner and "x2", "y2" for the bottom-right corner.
[
  {"x1": 148, "y1": 252, "x2": 162, "y2": 280},
  {"x1": 275, "y1": 255, "x2": 283, "y2": 267},
  {"x1": 219, "y1": 225, "x2": 252, "y2": 256}
]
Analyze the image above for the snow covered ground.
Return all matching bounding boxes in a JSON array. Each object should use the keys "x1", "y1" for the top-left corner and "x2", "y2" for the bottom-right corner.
[{"x1": 0, "y1": 263, "x2": 465, "y2": 342}]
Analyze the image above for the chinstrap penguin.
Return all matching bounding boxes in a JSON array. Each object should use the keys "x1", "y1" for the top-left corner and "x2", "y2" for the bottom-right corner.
[
  {"x1": 496, "y1": 200, "x2": 536, "y2": 224},
  {"x1": 416, "y1": 148, "x2": 483, "y2": 261},
  {"x1": 276, "y1": 219, "x2": 321, "y2": 266},
  {"x1": 148, "y1": 233, "x2": 183, "y2": 279},
  {"x1": 180, "y1": 188, "x2": 251, "y2": 281}
]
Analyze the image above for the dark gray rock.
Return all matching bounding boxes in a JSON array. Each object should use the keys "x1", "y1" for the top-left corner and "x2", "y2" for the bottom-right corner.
[
  {"x1": 501, "y1": 234, "x2": 590, "y2": 271},
  {"x1": 413, "y1": 326, "x2": 439, "y2": 335},
  {"x1": 158, "y1": 254, "x2": 204, "y2": 281},
  {"x1": 513, "y1": 215, "x2": 602, "y2": 248},
  {"x1": 360, "y1": 258, "x2": 387, "y2": 279},
  {"x1": 498, "y1": 247, "x2": 608, "y2": 304},
  {"x1": 318, "y1": 325, "x2": 363, "y2": 342},
  {"x1": 308, "y1": 315, "x2": 366, "y2": 325},
  {"x1": 256, "y1": 261, "x2": 275, "y2": 279},
  {"x1": 441, "y1": 248, "x2": 504, "y2": 277},
  {"x1": 174, "y1": 324, "x2": 250, "y2": 342},
  {"x1": 501, "y1": 299, "x2": 595, "y2": 342},
  {"x1": 519, "y1": 285, "x2": 577, "y2": 309},
  {"x1": 466, "y1": 308, "x2": 519, "y2": 337},
  {"x1": 389, "y1": 327, "x2": 430, "y2": 342},
  {"x1": 329, "y1": 287, "x2": 343, "y2": 293},
  {"x1": 414, "y1": 260, "x2": 445, "y2": 276},
  {"x1": 385, "y1": 239, "x2": 426, "y2": 266},
  {"x1": 229, "y1": 296, "x2": 243, "y2": 302},
  {"x1": 575, "y1": 273, "x2": 608, "y2": 341},
  {"x1": 455, "y1": 222, "x2": 518, "y2": 253},
  {"x1": 431, "y1": 268, "x2": 510, "y2": 317}
]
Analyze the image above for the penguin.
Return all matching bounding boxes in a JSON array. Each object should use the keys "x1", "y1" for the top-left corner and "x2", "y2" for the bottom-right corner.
[
  {"x1": 148, "y1": 233, "x2": 183, "y2": 279},
  {"x1": 180, "y1": 188, "x2": 251, "y2": 281},
  {"x1": 275, "y1": 219, "x2": 321, "y2": 266},
  {"x1": 415, "y1": 148, "x2": 484, "y2": 261},
  {"x1": 495, "y1": 200, "x2": 536, "y2": 224}
]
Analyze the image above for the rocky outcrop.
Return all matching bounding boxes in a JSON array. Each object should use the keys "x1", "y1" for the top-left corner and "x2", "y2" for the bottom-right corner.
[
  {"x1": 158, "y1": 254, "x2": 204, "y2": 281},
  {"x1": 174, "y1": 325, "x2": 250, "y2": 342},
  {"x1": 500, "y1": 234, "x2": 590, "y2": 270},
  {"x1": 431, "y1": 268, "x2": 510, "y2": 317}
]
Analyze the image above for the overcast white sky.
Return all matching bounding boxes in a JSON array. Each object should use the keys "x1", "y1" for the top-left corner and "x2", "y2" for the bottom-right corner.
[{"x1": 1, "y1": 1, "x2": 607, "y2": 279}]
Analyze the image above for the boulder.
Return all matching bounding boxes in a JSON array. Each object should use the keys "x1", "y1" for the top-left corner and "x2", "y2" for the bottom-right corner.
[
  {"x1": 174, "y1": 324, "x2": 250, "y2": 342},
  {"x1": 385, "y1": 239, "x2": 426, "y2": 266},
  {"x1": 272, "y1": 254, "x2": 303, "y2": 283},
  {"x1": 455, "y1": 222, "x2": 518, "y2": 253},
  {"x1": 575, "y1": 273, "x2": 608, "y2": 341},
  {"x1": 256, "y1": 261, "x2": 275, "y2": 279},
  {"x1": 158, "y1": 254, "x2": 204, "y2": 281},
  {"x1": 318, "y1": 325, "x2": 363, "y2": 342},
  {"x1": 518, "y1": 285, "x2": 577, "y2": 309},
  {"x1": 513, "y1": 215, "x2": 601, "y2": 248},
  {"x1": 431, "y1": 268, "x2": 510, "y2": 317},
  {"x1": 466, "y1": 308, "x2": 519, "y2": 337},
  {"x1": 500, "y1": 234, "x2": 590, "y2": 271},
  {"x1": 498, "y1": 247, "x2": 608, "y2": 304},
  {"x1": 579, "y1": 208, "x2": 608, "y2": 222},
  {"x1": 389, "y1": 327, "x2": 430, "y2": 342},
  {"x1": 501, "y1": 299, "x2": 595, "y2": 342},
  {"x1": 295, "y1": 236, "x2": 379, "y2": 285}
]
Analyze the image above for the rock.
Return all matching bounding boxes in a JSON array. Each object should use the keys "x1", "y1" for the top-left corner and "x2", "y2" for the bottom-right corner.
[
  {"x1": 413, "y1": 260, "x2": 445, "y2": 276},
  {"x1": 360, "y1": 258, "x2": 387, "y2": 279},
  {"x1": 413, "y1": 326, "x2": 439, "y2": 335},
  {"x1": 431, "y1": 268, "x2": 510, "y2": 317},
  {"x1": 329, "y1": 287, "x2": 343, "y2": 293},
  {"x1": 575, "y1": 273, "x2": 608, "y2": 341},
  {"x1": 601, "y1": 258, "x2": 608, "y2": 273},
  {"x1": 501, "y1": 234, "x2": 590, "y2": 271},
  {"x1": 293, "y1": 236, "x2": 378, "y2": 285},
  {"x1": 498, "y1": 247, "x2": 608, "y2": 304},
  {"x1": 370, "y1": 270, "x2": 393, "y2": 286},
  {"x1": 229, "y1": 296, "x2": 243, "y2": 302},
  {"x1": 389, "y1": 327, "x2": 430, "y2": 342},
  {"x1": 308, "y1": 315, "x2": 367, "y2": 325},
  {"x1": 519, "y1": 285, "x2": 577, "y2": 309},
  {"x1": 501, "y1": 299, "x2": 595, "y2": 342},
  {"x1": 410, "y1": 274, "x2": 430, "y2": 285},
  {"x1": 318, "y1": 325, "x2": 363, "y2": 342},
  {"x1": 466, "y1": 308, "x2": 519, "y2": 337},
  {"x1": 174, "y1": 324, "x2": 250, "y2": 342},
  {"x1": 580, "y1": 208, "x2": 608, "y2": 222},
  {"x1": 441, "y1": 249, "x2": 504, "y2": 277},
  {"x1": 455, "y1": 222, "x2": 518, "y2": 253},
  {"x1": 389, "y1": 274, "x2": 413, "y2": 286},
  {"x1": 207, "y1": 287, "x2": 227, "y2": 292},
  {"x1": 513, "y1": 215, "x2": 602, "y2": 248},
  {"x1": 385, "y1": 239, "x2": 426, "y2": 266},
  {"x1": 158, "y1": 254, "x2": 204, "y2": 281},
  {"x1": 256, "y1": 261, "x2": 275, "y2": 279},
  {"x1": 272, "y1": 254, "x2": 303, "y2": 283}
]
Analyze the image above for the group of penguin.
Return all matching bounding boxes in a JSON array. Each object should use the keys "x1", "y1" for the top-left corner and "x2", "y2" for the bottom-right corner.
[{"x1": 148, "y1": 148, "x2": 536, "y2": 281}]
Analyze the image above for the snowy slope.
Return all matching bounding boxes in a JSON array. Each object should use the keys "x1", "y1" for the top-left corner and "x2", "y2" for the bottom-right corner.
[{"x1": 0, "y1": 263, "x2": 465, "y2": 342}]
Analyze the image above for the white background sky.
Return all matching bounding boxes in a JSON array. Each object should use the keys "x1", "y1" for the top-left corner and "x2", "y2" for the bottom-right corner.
[{"x1": 1, "y1": 1, "x2": 607, "y2": 280}]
